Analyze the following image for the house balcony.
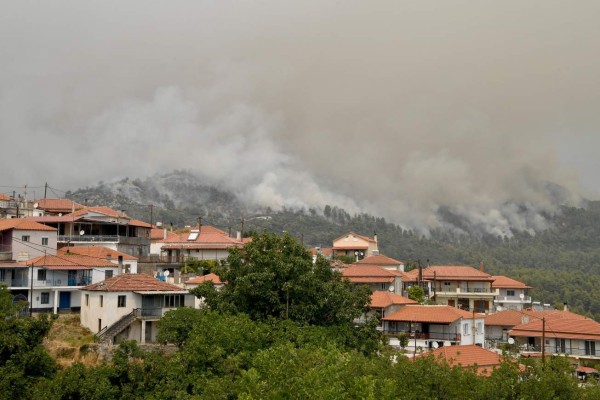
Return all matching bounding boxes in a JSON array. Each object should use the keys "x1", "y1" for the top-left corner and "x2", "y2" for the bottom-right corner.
[
  {"x1": 385, "y1": 330, "x2": 461, "y2": 342},
  {"x1": 133, "y1": 307, "x2": 177, "y2": 320},
  {"x1": 519, "y1": 344, "x2": 600, "y2": 359},
  {"x1": 58, "y1": 235, "x2": 149, "y2": 245},
  {"x1": 494, "y1": 295, "x2": 532, "y2": 304},
  {"x1": 2, "y1": 277, "x2": 92, "y2": 288},
  {"x1": 434, "y1": 288, "x2": 499, "y2": 298}
]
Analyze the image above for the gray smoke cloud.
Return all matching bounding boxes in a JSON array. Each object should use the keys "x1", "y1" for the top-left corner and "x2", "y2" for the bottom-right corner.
[{"x1": 2, "y1": 1, "x2": 599, "y2": 235}]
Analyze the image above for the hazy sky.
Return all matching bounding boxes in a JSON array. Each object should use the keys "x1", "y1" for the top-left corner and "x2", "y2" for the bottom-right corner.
[{"x1": 2, "y1": 1, "x2": 599, "y2": 233}]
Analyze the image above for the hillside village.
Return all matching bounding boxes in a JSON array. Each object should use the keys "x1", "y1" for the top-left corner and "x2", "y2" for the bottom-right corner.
[{"x1": 2, "y1": 194, "x2": 600, "y2": 381}]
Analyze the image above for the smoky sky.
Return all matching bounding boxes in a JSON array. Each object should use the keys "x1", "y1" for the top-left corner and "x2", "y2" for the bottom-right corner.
[{"x1": 2, "y1": 1, "x2": 600, "y2": 234}]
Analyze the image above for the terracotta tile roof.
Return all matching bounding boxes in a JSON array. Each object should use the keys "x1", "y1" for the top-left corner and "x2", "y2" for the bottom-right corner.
[
  {"x1": 510, "y1": 314, "x2": 600, "y2": 341},
  {"x1": 333, "y1": 231, "x2": 376, "y2": 243},
  {"x1": 577, "y1": 366, "x2": 598, "y2": 374},
  {"x1": 348, "y1": 277, "x2": 395, "y2": 284},
  {"x1": 0, "y1": 218, "x2": 57, "y2": 232},
  {"x1": 34, "y1": 198, "x2": 84, "y2": 213},
  {"x1": 485, "y1": 309, "x2": 587, "y2": 327},
  {"x1": 151, "y1": 227, "x2": 178, "y2": 241},
  {"x1": 57, "y1": 246, "x2": 137, "y2": 261},
  {"x1": 355, "y1": 254, "x2": 403, "y2": 266},
  {"x1": 185, "y1": 273, "x2": 224, "y2": 285},
  {"x1": 128, "y1": 219, "x2": 152, "y2": 228},
  {"x1": 342, "y1": 265, "x2": 403, "y2": 278},
  {"x1": 370, "y1": 291, "x2": 417, "y2": 308},
  {"x1": 83, "y1": 273, "x2": 183, "y2": 292},
  {"x1": 159, "y1": 225, "x2": 244, "y2": 250},
  {"x1": 309, "y1": 247, "x2": 333, "y2": 257},
  {"x1": 0, "y1": 194, "x2": 11, "y2": 201},
  {"x1": 492, "y1": 275, "x2": 531, "y2": 289},
  {"x1": 70, "y1": 206, "x2": 128, "y2": 219},
  {"x1": 421, "y1": 345, "x2": 505, "y2": 376},
  {"x1": 20, "y1": 253, "x2": 115, "y2": 268},
  {"x1": 404, "y1": 265, "x2": 493, "y2": 282},
  {"x1": 383, "y1": 305, "x2": 476, "y2": 324}
]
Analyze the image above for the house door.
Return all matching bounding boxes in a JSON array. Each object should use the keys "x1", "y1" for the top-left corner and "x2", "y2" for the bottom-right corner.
[
  {"x1": 448, "y1": 299, "x2": 455, "y2": 307},
  {"x1": 59, "y1": 292, "x2": 71, "y2": 308}
]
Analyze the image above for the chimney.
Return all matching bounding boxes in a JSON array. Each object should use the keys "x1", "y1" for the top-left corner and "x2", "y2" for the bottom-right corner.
[
  {"x1": 563, "y1": 302, "x2": 568, "y2": 312},
  {"x1": 479, "y1": 261, "x2": 484, "y2": 272},
  {"x1": 118, "y1": 255, "x2": 123, "y2": 275},
  {"x1": 163, "y1": 228, "x2": 167, "y2": 240},
  {"x1": 398, "y1": 262, "x2": 405, "y2": 272},
  {"x1": 236, "y1": 231, "x2": 242, "y2": 241},
  {"x1": 373, "y1": 232, "x2": 377, "y2": 242}
]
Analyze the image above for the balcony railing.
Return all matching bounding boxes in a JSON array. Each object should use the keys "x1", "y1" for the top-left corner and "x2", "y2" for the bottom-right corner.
[
  {"x1": 138, "y1": 255, "x2": 187, "y2": 264},
  {"x1": 1, "y1": 278, "x2": 92, "y2": 288},
  {"x1": 435, "y1": 288, "x2": 499, "y2": 296},
  {"x1": 520, "y1": 344, "x2": 600, "y2": 358},
  {"x1": 494, "y1": 296, "x2": 532, "y2": 303},
  {"x1": 59, "y1": 235, "x2": 149, "y2": 245}
]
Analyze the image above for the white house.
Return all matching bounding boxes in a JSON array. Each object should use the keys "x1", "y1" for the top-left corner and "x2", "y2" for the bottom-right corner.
[
  {"x1": 382, "y1": 305, "x2": 486, "y2": 348},
  {"x1": 17, "y1": 253, "x2": 118, "y2": 313},
  {"x1": 158, "y1": 224, "x2": 245, "y2": 262},
  {"x1": 0, "y1": 218, "x2": 57, "y2": 262},
  {"x1": 492, "y1": 275, "x2": 532, "y2": 311},
  {"x1": 81, "y1": 274, "x2": 195, "y2": 344}
]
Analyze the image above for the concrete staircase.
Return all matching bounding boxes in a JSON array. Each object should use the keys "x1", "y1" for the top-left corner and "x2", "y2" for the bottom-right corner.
[{"x1": 95, "y1": 310, "x2": 137, "y2": 344}]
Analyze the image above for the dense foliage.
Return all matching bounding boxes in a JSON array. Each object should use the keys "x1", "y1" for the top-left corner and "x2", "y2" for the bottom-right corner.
[{"x1": 191, "y1": 232, "x2": 372, "y2": 326}]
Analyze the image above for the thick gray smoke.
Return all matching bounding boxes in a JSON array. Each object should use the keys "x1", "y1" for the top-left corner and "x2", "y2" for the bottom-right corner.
[{"x1": 2, "y1": 1, "x2": 599, "y2": 235}]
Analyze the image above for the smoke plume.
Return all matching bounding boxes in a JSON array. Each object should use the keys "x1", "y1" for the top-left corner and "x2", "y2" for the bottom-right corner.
[{"x1": 2, "y1": 1, "x2": 599, "y2": 235}]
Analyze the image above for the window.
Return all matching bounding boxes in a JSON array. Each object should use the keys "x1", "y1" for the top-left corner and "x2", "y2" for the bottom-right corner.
[
  {"x1": 37, "y1": 269, "x2": 46, "y2": 281},
  {"x1": 118, "y1": 295, "x2": 126, "y2": 307},
  {"x1": 476, "y1": 322, "x2": 483, "y2": 335},
  {"x1": 164, "y1": 294, "x2": 185, "y2": 308},
  {"x1": 85, "y1": 294, "x2": 89, "y2": 306},
  {"x1": 41, "y1": 237, "x2": 49, "y2": 246},
  {"x1": 463, "y1": 323, "x2": 470, "y2": 336},
  {"x1": 105, "y1": 270, "x2": 113, "y2": 279},
  {"x1": 100, "y1": 295, "x2": 103, "y2": 307},
  {"x1": 40, "y1": 292, "x2": 49, "y2": 304},
  {"x1": 586, "y1": 341, "x2": 596, "y2": 356},
  {"x1": 506, "y1": 290, "x2": 515, "y2": 297},
  {"x1": 21, "y1": 235, "x2": 30, "y2": 242}
]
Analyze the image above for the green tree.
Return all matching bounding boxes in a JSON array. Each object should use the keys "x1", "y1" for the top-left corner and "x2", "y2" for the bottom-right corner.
[
  {"x1": 407, "y1": 285, "x2": 426, "y2": 304},
  {"x1": 192, "y1": 232, "x2": 371, "y2": 326}
]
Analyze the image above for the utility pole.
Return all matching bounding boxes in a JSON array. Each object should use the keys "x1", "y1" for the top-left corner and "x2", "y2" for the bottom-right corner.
[
  {"x1": 29, "y1": 262, "x2": 34, "y2": 317},
  {"x1": 240, "y1": 218, "x2": 245, "y2": 237},
  {"x1": 149, "y1": 204, "x2": 154, "y2": 228},
  {"x1": 44, "y1": 182, "x2": 48, "y2": 199},
  {"x1": 542, "y1": 317, "x2": 546, "y2": 364},
  {"x1": 197, "y1": 216, "x2": 202, "y2": 231}
]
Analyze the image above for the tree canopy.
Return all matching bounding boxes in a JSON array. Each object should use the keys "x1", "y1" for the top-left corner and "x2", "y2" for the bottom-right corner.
[{"x1": 191, "y1": 231, "x2": 371, "y2": 326}]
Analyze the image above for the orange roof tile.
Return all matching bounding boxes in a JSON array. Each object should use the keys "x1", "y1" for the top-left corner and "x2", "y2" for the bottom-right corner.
[
  {"x1": 404, "y1": 265, "x2": 493, "y2": 282},
  {"x1": 370, "y1": 291, "x2": 417, "y2": 308},
  {"x1": 486, "y1": 309, "x2": 587, "y2": 327},
  {"x1": 355, "y1": 254, "x2": 403, "y2": 266},
  {"x1": 57, "y1": 246, "x2": 137, "y2": 261},
  {"x1": 0, "y1": 218, "x2": 57, "y2": 232},
  {"x1": 309, "y1": 247, "x2": 333, "y2": 256},
  {"x1": 83, "y1": 273, "x2": 184, "y2": 292},
  {"x1": 185, "y1": 273, "x2": 224, "y2": 285},
  {"x1": 509, "y1": 314, "x2": 600, "y2": 341},
  {"x1": 342, "y1": 265, "x2": 403, "y2": 278},
  {"x1": 333, "y1": 231, "x2": 376, "y2": 243},
  {"x1": 34, "y1": 198, "x2": 84, "y2": 213},
  {"x1": 0, "y1": 194, "x2": 11, "y2": 201},
  {"x1": 492, "y1": 275, "x2": 531, "y2": 289},
  {"x1": 151, "y1": 227, "x2": 179, "y2": 241},
  {"x1": 159, "y1": 225, "x2": 244, "y2": 249},
  {"x1": 383, "y1": 305, "x2": 476, "y2": 324},
  {"x1": 421, "y1": 345, "x2": 505, "y2": 376},
  {"x1": 20, "y1": 253, "x2": 115, "y2": 268}
]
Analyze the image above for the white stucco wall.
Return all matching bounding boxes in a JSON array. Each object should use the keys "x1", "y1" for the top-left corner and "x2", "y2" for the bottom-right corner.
[{"x1": 13, "y1": 229, "x2": 57, "y2": 261}]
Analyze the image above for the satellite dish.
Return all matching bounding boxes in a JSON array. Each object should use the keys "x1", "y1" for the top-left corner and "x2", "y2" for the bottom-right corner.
[
  {"x1": 58, "y1": 213, "x2": 62, "y2": 217},
  {"x1": 443, "y1": 341, "x2": 452, "y2": 347},
  {"x1": 508, "y1": 338, "x2": 515, "y2": 345},
  {"x1": 388, "y1": 285, "x2": 395, "y2": 292},
  {"x1": 519, "y1": 293, "x2": 525, "y2": 300},
  {"x1": 432, "y1": 341, "x2": 439, "y2": 349},
  {"x1": 79, "y1": 230, "x2": 85, "y2": 236},
  {"x1": 163, "y1": 270, "x2": 170, "y2": 277},
  {"x1": 33, "y1": 202, "x2": 39, "y2": 209}
]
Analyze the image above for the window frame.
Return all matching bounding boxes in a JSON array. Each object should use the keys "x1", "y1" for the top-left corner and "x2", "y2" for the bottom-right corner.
[
  {"x1": 40, "y1": 292, "x2": 50, "y2": 304},
  {"x1": 37, "y1": 269, "x2": 46, "y2": 281},
  {"x1": 117, "y1": 295, "x2": 126, "y2": 308}
]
